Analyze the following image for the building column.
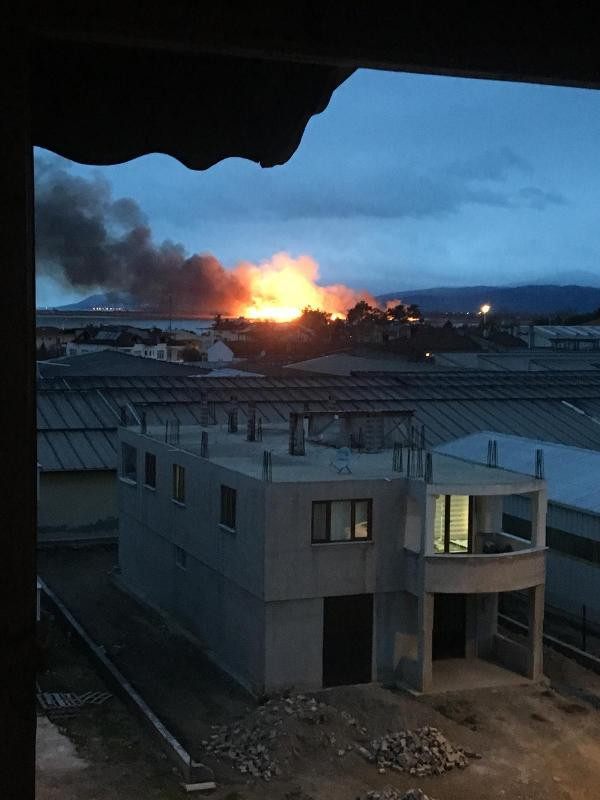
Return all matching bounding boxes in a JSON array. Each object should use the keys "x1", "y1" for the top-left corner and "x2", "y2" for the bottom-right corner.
[
  {"x1": 527, "y1": 584, "x2": 545, "y2": 680},
  {"x1": 475, "y1": 593, "x2": 498, "y2": 659},
  {"x1": 422, "y1": 491, "x2": 436, "y2": 556},
  {"x1": 416, "y1": 592, "x2": 434, "y2": 691},
  {"x1": 530, "y1": 488, "x2": 547, "y2": 547}
]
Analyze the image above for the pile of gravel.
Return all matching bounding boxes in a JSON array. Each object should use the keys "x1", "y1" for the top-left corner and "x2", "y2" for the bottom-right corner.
[{"x1": 359, "y1": 726, "x2": 469, "y2": 776}]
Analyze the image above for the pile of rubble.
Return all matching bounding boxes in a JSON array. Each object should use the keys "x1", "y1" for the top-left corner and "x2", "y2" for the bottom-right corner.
[
  {"x1": 358, "y1": 726, "x2": 469, "y2": 776},
  {"x1": 202, "y1": 694, "x2": 470, "y2": 785},
  {"x1": 202, "y1": 694, "x2": 333, "y2": 780},
  {"x1": 365, "y1": 789, "x2": 436, "y2": 800}
]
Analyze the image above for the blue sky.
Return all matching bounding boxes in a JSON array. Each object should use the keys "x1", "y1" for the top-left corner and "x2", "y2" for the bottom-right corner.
[{"x1": 36, "y1": 68, "x2": 600, "y2": 306}]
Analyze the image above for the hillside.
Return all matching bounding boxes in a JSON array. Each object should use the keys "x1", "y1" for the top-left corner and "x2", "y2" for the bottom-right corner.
[{"x1": 377, "y1": 285, "x2": 600, "y2": 314}]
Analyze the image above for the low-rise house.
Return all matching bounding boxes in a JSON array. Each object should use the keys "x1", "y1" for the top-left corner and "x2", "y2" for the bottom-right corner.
[
  {"x1": 118, "y1": 410, "x2": 546, "y2": 694},
  {"x1": 206, "y1": 340, "x2": 234, "y2": 363}
]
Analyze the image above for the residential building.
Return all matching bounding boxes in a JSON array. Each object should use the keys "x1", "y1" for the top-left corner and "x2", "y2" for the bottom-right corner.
[
  {"x1": 437, "y1": 432, "x2": 600, "y2": 625},
  {"x1": 206, "y1": 340, "x2": 234, "y2": 363},
  {"x1": 118, "y1": 410, "x2": 546, "y2": 694}
]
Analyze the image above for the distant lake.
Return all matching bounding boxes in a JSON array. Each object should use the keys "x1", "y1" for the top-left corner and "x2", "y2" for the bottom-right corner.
[{"x1": 36, "y1": 313, "x2": 215, "y2": 332}]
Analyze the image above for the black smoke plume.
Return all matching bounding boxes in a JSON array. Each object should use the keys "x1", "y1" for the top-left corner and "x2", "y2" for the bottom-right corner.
[{"x1": 34, "y1": 158, "x2": 250, "y2": 314}]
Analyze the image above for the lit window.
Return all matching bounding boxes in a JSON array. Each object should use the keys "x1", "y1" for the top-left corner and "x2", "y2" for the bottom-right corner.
[
  {"x1": 220, "y1": 485, "x2": 236, "y2": 530},
  {"x1": 434, "y1": 495, "x2": 472, "y2": 553},
  {"x1": 145, "y1": 452, "x2": 156, "y2": 488},
  {"x1": 174, "y1": 545, "x2": 187, "y2": 569},
  {"x1": 172, "y1": 464, "x2": 185, "y2": 504},
  {"x1": 121, "y1": 443, "x2": 137, "y2": 482},
  {"x1": 311, "y1": 499, "x2": 372, "y2": 543}
]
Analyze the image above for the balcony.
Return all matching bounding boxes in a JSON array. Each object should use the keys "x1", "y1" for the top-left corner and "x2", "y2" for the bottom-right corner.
[{"x1": 423, "y1": 532, "x2": 545, "y2": 594}]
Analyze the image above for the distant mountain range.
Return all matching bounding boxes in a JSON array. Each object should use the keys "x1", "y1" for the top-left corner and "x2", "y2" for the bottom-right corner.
[
  {"x1": 44, "y1": 284, "x2": 600, "y2": 316},
  {"x1": 377, "y1": 285, "x2": 600, "y2": 314},
  {"x1": 49, "y1": 292, "x2": 138, "y2": 311}
]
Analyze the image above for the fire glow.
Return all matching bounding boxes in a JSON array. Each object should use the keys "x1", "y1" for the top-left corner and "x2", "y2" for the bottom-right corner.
[{"x1": 233, "y1": 253, "x2": 375, "y2": 322}]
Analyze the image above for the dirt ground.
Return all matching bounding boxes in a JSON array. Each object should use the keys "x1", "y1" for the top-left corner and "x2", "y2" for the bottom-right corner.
[
  {"x1": 36, "y1": 623, "x2": 183, "y2": 800},
  {"x1": 37, "y1": 544, "x2": 600, "y2": 800}
]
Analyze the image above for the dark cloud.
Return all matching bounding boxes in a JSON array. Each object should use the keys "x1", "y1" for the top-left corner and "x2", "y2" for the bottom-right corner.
[
  {"x1": 446, "y1": 146, "x2": 532, "y2": 181},
  {"x1": 34, "y1": 156, "x2": 250, "y2": 313},
  {"x1": 517, "y1": 186, "x2": 567, "y2": 209}
]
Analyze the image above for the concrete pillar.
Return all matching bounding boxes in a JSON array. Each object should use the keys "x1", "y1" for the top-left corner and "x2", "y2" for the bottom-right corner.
[
  {"x1": 530, "y1": 488, "x2": 547, "y2": 547},
  {"x1": 416, "y1": 592, "x2": 434, "y2": 691},
  {"x1": 422, "y1": 492, "x2": 436, "y2": 556},
  {"x1": 465, "y1": 595, "x2": 478, "y2": 659},
  {"x1": 477, "y1": 495, "x2": 503, "y2": 534},
  {"x1": 527, "y1": 584, "x2": 545, "y2": 680},
  {"x1": 475, "y1": 593, "x2": 498, "y2": 659}
]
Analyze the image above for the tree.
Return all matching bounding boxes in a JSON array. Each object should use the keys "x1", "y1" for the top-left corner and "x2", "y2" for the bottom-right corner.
[
  {"x1": 385, "y1": 303, "x2": 408, "y2": 322},
  {"x1": 346, "y1": 300, "x2": 376, "y2": 326},
  {"x1": 181, "y1": 346, "x2": 202, "y2": 361},
  {"x1": 298, "y1": 306, "x2": 331, "y2": 332}
]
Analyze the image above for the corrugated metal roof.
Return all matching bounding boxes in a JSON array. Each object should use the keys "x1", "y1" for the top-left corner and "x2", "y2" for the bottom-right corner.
[
  {"x1": 436, "y1": 432, "x2": 600, "y2": 514},
  {"x1": 37, "y1": 429, "x2": 116, "y2": 471},
  {"x1": 37, "y1": 370, "x2": 600, "y2": 471}
]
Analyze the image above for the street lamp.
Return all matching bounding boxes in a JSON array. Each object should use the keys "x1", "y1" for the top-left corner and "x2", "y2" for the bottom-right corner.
[{"x1": 480, "y1": 303, "x2": 491, "y2": 332}]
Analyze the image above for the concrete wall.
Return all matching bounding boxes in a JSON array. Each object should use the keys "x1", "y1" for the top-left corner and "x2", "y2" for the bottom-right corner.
[
  {"x1": 263, "y1": 478, "x2": 409, "y2": 602},
  {"x1": 38, "y1": 470, "x2": 117, "y2": 539},
  {"x1": 264, "y1": 598, "x2": 323, "y2": 690},
  {"x1": 120, "y1": 513, "x2": 265, "y2": 691},
  {"x1": 118, "y1": 431, "x2": 268, "y2": 690}
]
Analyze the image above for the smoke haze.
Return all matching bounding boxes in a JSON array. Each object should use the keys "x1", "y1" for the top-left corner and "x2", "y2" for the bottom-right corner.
[
  {"x1": 35, "y1": 158, "x2": 250, "y2": 314},
  {"x1": 34, "y1": 157, "x2": 376, "y2": 317}
]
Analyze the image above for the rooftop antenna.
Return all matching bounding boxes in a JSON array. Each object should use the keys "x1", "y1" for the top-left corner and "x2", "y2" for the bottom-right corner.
[
  {"x1": 487, "y1": 439, "x2": 498, "y2": 468},
  {"x1": 262, "y1": 450, "x2": 272, "y2": 481},
  {"x1": 200, "y1": 431, "x2": 209, "y2": 458},
  {"x1": 247, "y1": 406, "x2": 257, "y2": 442},
  {"x1": 535, "y1": 448, "x2": 545, "y2": 479},
  {"x1": 424, "y1": 452, "x2": 433, "y2": 482},
  {"x1": 392, "y1": 442, "x2": 403, "y2": 472}
]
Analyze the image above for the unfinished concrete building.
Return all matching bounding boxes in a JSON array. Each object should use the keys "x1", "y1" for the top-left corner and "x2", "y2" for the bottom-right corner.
[{"x1": 118, "y1": 409, "x2": 547, "y2": 694}]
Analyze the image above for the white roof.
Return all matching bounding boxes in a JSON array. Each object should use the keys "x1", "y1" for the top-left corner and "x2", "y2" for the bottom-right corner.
[
  {"x1": 436, "y1": 431, "x2": 600, "y2": 514},
  {"x1": 532, "y1": 325, "x2": 600, "y2": 339}
]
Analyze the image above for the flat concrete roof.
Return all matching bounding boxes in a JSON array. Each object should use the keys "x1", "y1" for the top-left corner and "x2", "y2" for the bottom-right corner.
[{"x1": 133, "y1": 424, "x2": 541, "y2": 491}]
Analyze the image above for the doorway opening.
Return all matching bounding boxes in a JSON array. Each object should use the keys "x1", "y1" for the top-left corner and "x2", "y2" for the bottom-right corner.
[
  {"x1": 322, "y1": 594, "x2": 373, "y2": 687},
  {"x1": 432, "y1": 593, "x2": 466, "y2": 660}
]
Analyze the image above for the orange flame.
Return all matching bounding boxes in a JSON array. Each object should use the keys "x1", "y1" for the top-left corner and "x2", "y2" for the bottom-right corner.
[{"x1": 232, "y1": 253, "x2": 375, "y2": 322}]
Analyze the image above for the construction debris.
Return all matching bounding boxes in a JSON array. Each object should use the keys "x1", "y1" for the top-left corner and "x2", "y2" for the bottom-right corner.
[
  {"x1": 202, "y1": 693, "x2": 470, "y2": 785},
  {"x1": 365, "y1": 789, "x2": 436, "y2": 800},
  {"x1": 361, "y1": 726, "x2": 469, "y2": 776},
  {"x1": 203, "y1": 694, "x2": 331, "y2": 780},
  {"x1": 37, "y1": 690, "x2": 112, "y2": 714}
]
